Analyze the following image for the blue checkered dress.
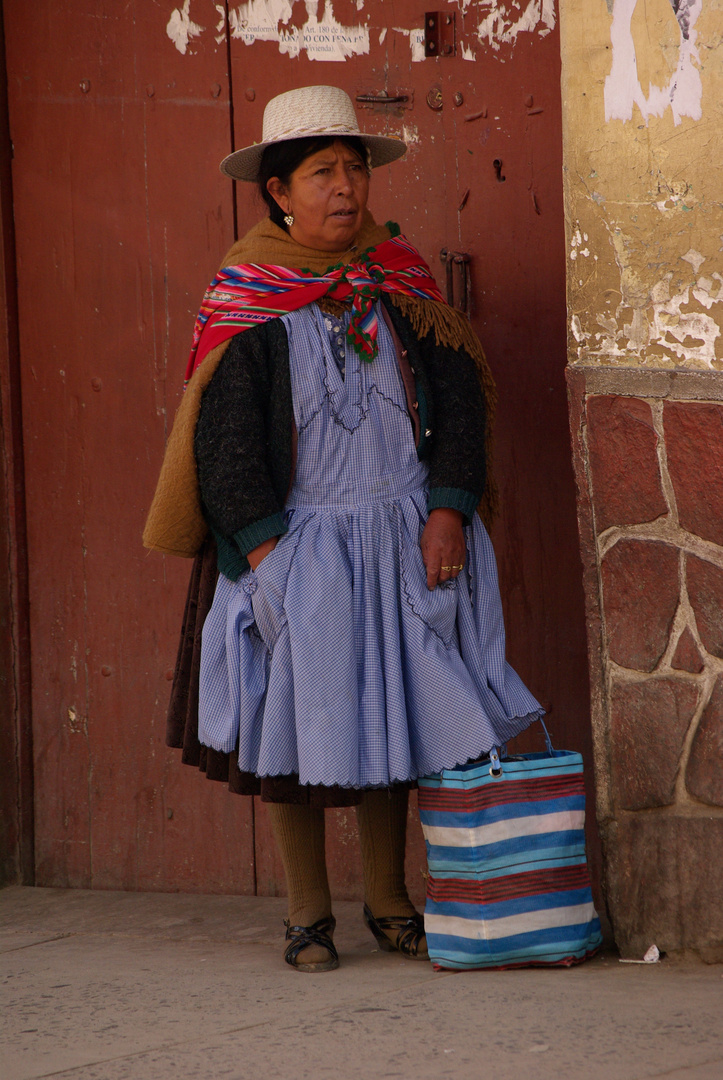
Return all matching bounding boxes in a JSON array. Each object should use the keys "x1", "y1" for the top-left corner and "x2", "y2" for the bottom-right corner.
[{"x1": 198, "y1": 303, "x2": 542, "y2": 788}]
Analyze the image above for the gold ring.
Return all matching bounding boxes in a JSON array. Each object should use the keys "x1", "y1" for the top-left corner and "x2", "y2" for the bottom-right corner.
[
  {"x1": 452, "y1": 564, "x2": 464, "y2": 570},
  {"x1": 440, "y1": 565, "x2": 453, "y2": 572}
]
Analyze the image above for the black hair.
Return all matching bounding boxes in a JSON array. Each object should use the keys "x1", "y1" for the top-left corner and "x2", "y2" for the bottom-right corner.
[{"x1": 257, "y1": 135, "x2": 369, "y2": 230}]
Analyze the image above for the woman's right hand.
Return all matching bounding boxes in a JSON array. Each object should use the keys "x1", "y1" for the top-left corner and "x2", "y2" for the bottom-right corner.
[{"x1": 247, "y1": 536, "x2": 278, "y2": 570}]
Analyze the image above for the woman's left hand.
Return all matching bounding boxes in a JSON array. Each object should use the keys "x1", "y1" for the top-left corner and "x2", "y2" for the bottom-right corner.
[{"x1": 420, "y1": 508, "x2": 466, "y2": 590}]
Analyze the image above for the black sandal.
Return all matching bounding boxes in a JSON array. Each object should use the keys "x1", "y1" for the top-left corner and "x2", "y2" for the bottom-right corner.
[
  {"x1": 363, "y1": 904, "x2": 428, "y2": 960},
  {"x1": 283, "y1": 915, "x2": 339, "y2": 973}
]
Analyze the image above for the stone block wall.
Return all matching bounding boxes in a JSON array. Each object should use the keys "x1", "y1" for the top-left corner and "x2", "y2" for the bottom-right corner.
[{"x1": 568, "y1": 368, "x2": 723, "y2": 961}]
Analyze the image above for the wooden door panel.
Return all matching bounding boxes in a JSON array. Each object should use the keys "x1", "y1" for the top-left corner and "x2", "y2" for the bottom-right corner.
[{"x1": 5, "y1": 0, "x2": 255, "y2": 891}]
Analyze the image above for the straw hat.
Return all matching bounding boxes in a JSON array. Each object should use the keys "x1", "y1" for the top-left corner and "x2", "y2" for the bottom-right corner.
[{"x1": 220, "y1": 85, "x2": 407, "y2": 182}]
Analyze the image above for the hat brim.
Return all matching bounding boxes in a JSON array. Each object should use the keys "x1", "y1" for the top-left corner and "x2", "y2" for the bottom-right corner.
[{"x1": 220, "y1": 131, "x2": 407, "y2": 182}]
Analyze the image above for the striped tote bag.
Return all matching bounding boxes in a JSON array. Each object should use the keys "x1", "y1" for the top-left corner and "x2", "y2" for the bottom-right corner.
[{"x1": 418, "y1": 731, "x2": 603, "y2": 970}]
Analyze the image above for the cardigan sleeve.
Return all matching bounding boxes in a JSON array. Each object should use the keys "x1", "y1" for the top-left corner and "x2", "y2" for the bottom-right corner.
[
  {"x1": 194, "y1": 326, "x2": 288, "y2": 557},
  {"x1": 384, "y1": 300, "x2": 487, "y2": 521},
  {"x1": 421, "y1": 332, "x2": 487, "y2": 518}
]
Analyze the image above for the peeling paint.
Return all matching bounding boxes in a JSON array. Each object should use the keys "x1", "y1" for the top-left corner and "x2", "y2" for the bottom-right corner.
[
  {"x1": 170, "y1": 0, "x2": 560, "y2": 62},
  {"x1": 228, "y1": 0, "x2": 369, "y2": 60},
  {"x1": 570, "y1": 226, "x2": 591, "y2": 260},
  {"x1": 228, "y1": 0, "x2": 293, "y2": 45},
  {"x1": 215, "y1": 2, "x2": 227, "y2": 44},
  {"x1": 604, "y1": 0, "x2": 703, "y2": 125},
  {"x1": 570, "y1": 227, "x2": 723, "y2": 369},
  {"x1": 648, "y1": 270, "x2": 723, "y2": 366},
  {"x1": 167, "y1": 0, "x2": 205, "y2": 54},
  {"x1": 681, "y1": 248, "x2": 705, "y2": 275},
  {"x1": 393, "y1": 26, "x2": 426, "y2": 63},
  {"x1": 562, "y1": 0, "x2": 723, "y2": 373},
  {"x1": 401, "y1": 123, "x2": 420, "y2": 146},
  {"x1": 66, "y1": 707, "x2": 88, "y2": 736},
  {"x1": 476, "y1": 0, "x2": 556, "y2": 53}
]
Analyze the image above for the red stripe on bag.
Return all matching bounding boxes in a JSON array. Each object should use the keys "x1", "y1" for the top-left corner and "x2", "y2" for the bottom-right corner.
[
  {"x1": 418, "y1": 774, "x2": 583, "y2": 812},
  {"x1": 427, "y1": 864, "x2": 591, "y2": 904}
]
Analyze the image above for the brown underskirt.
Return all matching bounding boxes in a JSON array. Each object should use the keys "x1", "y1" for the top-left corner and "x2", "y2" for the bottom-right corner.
[{"x1": 165, "y1": 538, "x2": 412, "y2": 807}]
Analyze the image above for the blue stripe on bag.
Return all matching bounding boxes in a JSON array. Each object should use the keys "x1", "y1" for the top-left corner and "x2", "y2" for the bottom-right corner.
[
  {"x1": 426, "y1": 886, "x2": 596, "y2": 922},
  {"x1": 425, "y1": 921, "x2": 602, "y2": 970},
  {"x1": 419, "y1": 729, "x2": 603, "y2": 970},
  {"x1": 425, "y1": 751, "x2": 583, "y2": 786},
  {"x1": 429, "y1": 854, "x2": 587, "y2": 881}
]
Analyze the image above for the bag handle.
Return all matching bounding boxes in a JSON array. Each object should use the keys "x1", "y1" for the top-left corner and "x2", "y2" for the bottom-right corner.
[{"x1": 488, "y1": 717, "x2": 554, "y2": 778}]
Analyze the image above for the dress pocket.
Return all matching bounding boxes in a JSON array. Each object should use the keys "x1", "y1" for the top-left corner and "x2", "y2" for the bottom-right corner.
[
  {"x1": 398, "y1": 517, "x2": 459, "y2": 649},
  {"x1": 248, "y1": 525, "x2": 301, "y2": 650}
]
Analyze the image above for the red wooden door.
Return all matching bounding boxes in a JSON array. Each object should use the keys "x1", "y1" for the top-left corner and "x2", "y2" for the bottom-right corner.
[{"x1": 4, "y1": 1, "x2": 596, "y2": 898}]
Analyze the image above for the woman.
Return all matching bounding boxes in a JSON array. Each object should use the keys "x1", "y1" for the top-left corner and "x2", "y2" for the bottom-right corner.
[{"x1": 144, "y1": 85, "x2": 543, "y2": 973}]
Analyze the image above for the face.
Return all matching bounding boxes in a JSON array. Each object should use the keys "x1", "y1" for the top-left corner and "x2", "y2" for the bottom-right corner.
[{"x1": 267, "y1": 140, "x2": 370, "y2": 252}]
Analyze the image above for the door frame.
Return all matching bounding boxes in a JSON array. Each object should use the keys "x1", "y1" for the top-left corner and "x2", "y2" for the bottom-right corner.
[{"x1": 0, "y1": 0, "x2": 33, "y2": 886}]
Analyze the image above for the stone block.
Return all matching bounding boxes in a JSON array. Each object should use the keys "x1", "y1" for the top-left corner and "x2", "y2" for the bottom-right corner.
[
  {"x1": 609, "y1": 677, "x2": 698, "y2": 810},
  {"x1": 586, "y1": 396, "x2": 667, "y2": 533},
  {"x1": 603, "y1": 815, "x2": 723, "y2": 959},
  {"x1": 670, "y1": 626, "x2": 705, "y2": 673},
  {"x1": 664, "y1": 402, "x2": 723, "y2": 546},
  {"x1": 602, "y1": 539, "x2": 679, "y2": 672},
  {"x1": 686, "y1": 555, "x2": 723, "y2": 659},
  {"x1": 687, "y1": 676, "x2": 723, "y2": 807}
]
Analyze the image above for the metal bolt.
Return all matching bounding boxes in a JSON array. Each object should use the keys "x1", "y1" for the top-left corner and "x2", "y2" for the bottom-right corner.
[
  {"x1": 211, "y1": 83, "x2": 221, "y2": 98},
  {"x1": 165, "y1": 669, "x2": 174, "y2": 681},
  {"x1": 426, "y1": 87, "x2": 443, "y2": 111},
  {"x1": 146, "y1": 85, "x2": 155, "y2": 98},
  {"x1": 453, "y1": 92, "x2": 463, "y2": 106},
  {"x1": 79, "y1": 80, "x2": 91, "y2": 94},
  {"x1": 525, "y1": 94, "x2": 534, "y2": 108},
  {"x1": 101, "y1": 665, "x2": 112, "y2": 677},
  {"x1": 91, "y1": 378, "x2": 102, "y2": 392},
  {"x1": 245, "y1": 87, "x2": 256, "y2": 101}
]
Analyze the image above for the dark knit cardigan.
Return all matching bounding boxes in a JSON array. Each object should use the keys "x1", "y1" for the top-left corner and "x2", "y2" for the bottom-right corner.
[{"x1": 194, "y1": 296, "x2": 487, "y2": 581}]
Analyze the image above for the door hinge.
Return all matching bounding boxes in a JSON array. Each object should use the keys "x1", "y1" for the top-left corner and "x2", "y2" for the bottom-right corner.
[{"x1": 424, "y1": 12, "x2": 456, "y2": 58}]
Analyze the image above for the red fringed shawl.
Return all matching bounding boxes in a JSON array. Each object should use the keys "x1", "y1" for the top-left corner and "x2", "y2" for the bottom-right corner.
[{"x1": 185, "y1": 232, "x2": 445, "y2": 385}]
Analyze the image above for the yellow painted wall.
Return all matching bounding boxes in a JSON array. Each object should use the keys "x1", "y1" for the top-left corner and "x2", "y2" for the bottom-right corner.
[{"x1": 560, "y1": 0, "x2": 723, "y2": 369}]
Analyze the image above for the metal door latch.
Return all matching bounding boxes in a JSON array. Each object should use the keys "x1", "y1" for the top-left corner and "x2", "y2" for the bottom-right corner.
[
  {"x1": 355, "y1": 93, "x2": 410, "y2": 105},
  {"x1": 425, "y1": 12, "x2": 456, "y2": 57},
  {"x1": 440, "y1": 249, "x2": 472, "y2": 314}
]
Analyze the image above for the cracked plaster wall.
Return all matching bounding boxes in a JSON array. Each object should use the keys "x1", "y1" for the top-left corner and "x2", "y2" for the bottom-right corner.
[{"x1": 560, "y1": 0, "x2": 723, "y2": 370}]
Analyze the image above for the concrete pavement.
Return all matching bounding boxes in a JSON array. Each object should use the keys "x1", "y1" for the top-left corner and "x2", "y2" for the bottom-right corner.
[{"x1": 1, "y1": 886, "x2": 722, "y2": 1080}]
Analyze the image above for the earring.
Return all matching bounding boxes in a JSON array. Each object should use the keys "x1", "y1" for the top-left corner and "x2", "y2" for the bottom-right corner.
[{"x1": 284, "y1": 213, "x2": 294, "y2": 227}]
